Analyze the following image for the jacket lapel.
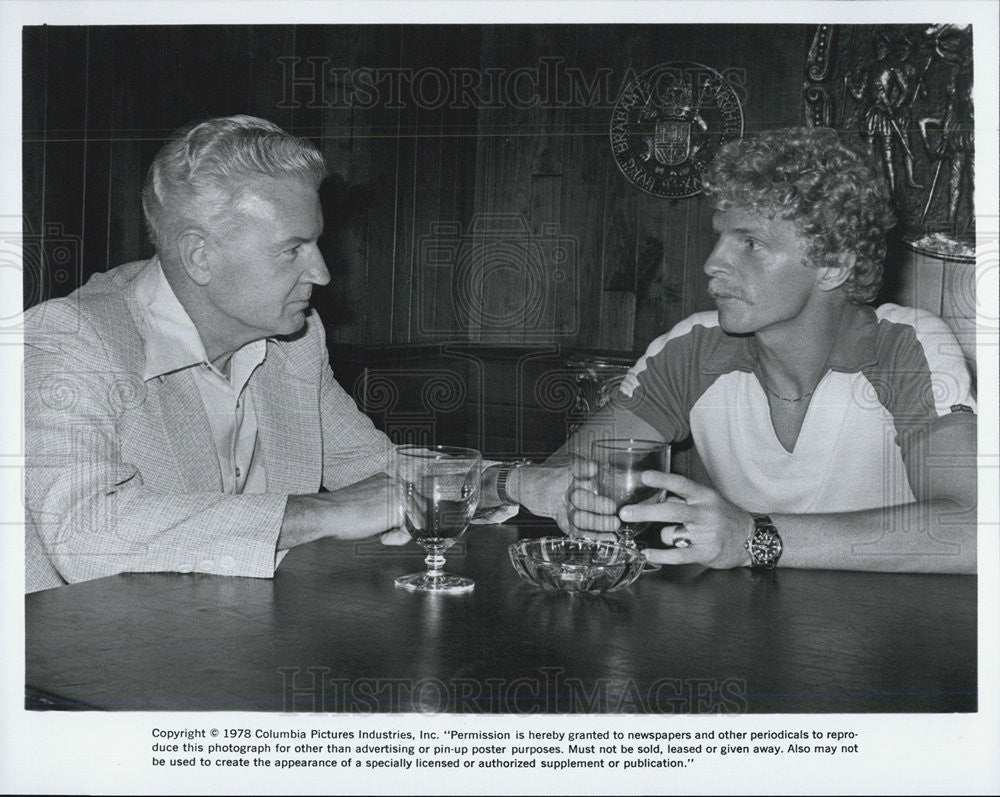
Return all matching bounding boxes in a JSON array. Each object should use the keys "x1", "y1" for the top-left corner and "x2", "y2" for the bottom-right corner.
[
  {"x1": 251, "y1": 341, "x2": 322, "y2": 494},
  {"x1": 155, "y1": 369, "x2": 224, "y2": 493},
  {"x1": 116, "y1": 272, "x2": 223, "y2": 494}
]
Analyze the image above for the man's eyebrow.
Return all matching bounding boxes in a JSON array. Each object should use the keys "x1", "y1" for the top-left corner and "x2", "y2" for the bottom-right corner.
[
  {"x1": 712, "y1": 219, "x2": 768, "y2": 237},
  {"x1": 276, "y1": 232, "x2": 322, "y2": 246}
]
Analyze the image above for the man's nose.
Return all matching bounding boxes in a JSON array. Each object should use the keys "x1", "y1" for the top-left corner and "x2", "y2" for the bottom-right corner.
[
  {"x1": 702, "y1": 239, "x2": 729, "y2": 277},
  {"x1": 305, "y1": 246, "x2": 331, "y2": 286}
]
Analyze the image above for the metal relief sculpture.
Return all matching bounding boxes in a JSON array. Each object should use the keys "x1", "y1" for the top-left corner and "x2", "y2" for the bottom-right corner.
[
  {"x1": 804, "y1": 23, "x2": 975, "y2": 238},
  {"x1": 843, "y1": 31, "x2": 926, "y2": 194},
  {"x1": 915, "y1": 25, "x2": 974, "y2": 229}
]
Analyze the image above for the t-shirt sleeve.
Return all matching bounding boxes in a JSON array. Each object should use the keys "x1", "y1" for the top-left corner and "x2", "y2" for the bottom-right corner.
[
  {"x1": 614, "y1": 315, "x2": 717, "y2": 443},
  {"x1": 869, "y1": 305, "x2": 977, "y2": 456}
]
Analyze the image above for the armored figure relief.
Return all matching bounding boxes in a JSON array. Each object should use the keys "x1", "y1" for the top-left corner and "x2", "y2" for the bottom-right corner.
[
  {"x1": 844, "y1": 32, "x2": 925, "y2": 194},
  {"x1": 917, "y1": 24, "x2": 974, "y2": 228}
]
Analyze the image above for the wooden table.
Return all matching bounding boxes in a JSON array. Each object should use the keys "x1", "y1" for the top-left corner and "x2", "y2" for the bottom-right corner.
[{"x1": 25, "y1": 521, "x2": 977, "y2": 713}]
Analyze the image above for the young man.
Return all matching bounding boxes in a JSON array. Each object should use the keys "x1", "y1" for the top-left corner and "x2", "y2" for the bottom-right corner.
[
  {"x1": 500, "y1": 127, "x2": 977, "y2": 573},
  {"x1": 24, "y1": 115, "x2": 408, "y2": 592}
]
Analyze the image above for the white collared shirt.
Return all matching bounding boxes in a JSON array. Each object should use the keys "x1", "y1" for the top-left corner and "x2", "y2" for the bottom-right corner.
[{"x1": 134, "y1": 258, "x2": 268, "y2": 495}]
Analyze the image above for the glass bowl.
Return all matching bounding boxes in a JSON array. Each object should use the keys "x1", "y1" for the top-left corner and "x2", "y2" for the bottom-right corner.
[{"x1": 508, "y1": 536, "x2": 645, "y2": 594}]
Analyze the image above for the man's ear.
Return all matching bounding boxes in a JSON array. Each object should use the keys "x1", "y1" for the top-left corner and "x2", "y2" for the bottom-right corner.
[
  {"x1": 816, "y1": 252, "x2": 855, "y2": 293},
  {"x1": 176, "y1": 229, "x2": 211, "y2": 286}
]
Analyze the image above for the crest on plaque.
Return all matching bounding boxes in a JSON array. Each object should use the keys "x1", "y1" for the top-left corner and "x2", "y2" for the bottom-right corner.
[
  {"x1": 610, "y1": 62, "x2": 744, "y2": 198},
  {"x1": 654, "y1": 119, "x2": 691, "y2": 166}
]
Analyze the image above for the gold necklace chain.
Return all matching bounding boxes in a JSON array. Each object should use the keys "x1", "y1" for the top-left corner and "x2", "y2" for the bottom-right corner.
[{"x1": 761, "y1": 379, "x2": 815, "y2": 403}]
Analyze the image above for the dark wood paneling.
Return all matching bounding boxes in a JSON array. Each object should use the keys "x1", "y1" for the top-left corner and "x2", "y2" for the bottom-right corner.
[
  {"x1": 23, "y1": 23, "x2": 811, "y2": 353},
  {"x1": 328, "y1": 344, "x2": 474, "y2": 449},
  {"x1": 37, "y1": 27, "x2": 88, "y2": 304},
  {"x1": 21, "y1": 26, "x2": 47, "y2": 307},
  {"x1": 247, "y1": 26, "x2": 298, "y2": 131},
  {"x1": 80, "y1": 28, "x2": 116, "y2": 275},
  {"x1": 361, "y1": 27, "x2": 405, "y2": 346},
  {"x1": 426, "y1": 27, "x2": 484, "y2": 342},
  {"x1": 328, "y1": 344, "x2": 573, "y2": 458},
  {"x1": 554, "y1": 26, "x2": 609, "y2": 349},
  {"x1": 316, "y1": 27, "x2": 377, "y2": 341}
]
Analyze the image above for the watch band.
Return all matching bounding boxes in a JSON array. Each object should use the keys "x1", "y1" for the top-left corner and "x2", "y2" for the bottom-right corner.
[{"x1": 496, "y1": 459, "x2": 531, "y2": 505}]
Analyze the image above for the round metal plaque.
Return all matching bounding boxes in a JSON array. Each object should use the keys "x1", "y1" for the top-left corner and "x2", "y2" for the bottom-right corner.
[{"x1": 610, "y1": 61, "x2": 744, "y2": 198}]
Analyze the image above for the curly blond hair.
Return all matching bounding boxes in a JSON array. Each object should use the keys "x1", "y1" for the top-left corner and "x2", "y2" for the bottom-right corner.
[{"x1": 703, "y1": 127, "x2": 896, "y2": 304}]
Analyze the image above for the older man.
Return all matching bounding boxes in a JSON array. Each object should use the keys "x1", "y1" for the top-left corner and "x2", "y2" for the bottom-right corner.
[
  {"x1": 25, "y1": 115, "x2": 406, "y2": 592},
  {"x1": 506, "y1": 127, "x2": 977, "y2": 573}
]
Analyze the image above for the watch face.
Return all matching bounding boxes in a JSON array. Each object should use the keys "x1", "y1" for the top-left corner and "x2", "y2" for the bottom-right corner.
[{"x1": 750, "y1": 529, "x2": 782, "y2": 566}]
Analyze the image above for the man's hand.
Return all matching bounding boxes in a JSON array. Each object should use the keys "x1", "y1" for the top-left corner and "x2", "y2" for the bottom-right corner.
[
  {"x1": 563, "y1": 458, "x2": 620, "y2": 540},
  {"x1": 279, "y1": 474, "x2": 408, "y2": 550},
  {"x1": 508, "y1": 458, "x2": 618, "y2": 538},
  {"x1": 516, "y1": 457, "x2": 632, "y2": 540},
  {"x1": 379, "y1": 528, "x2": 412, "y2": 546},
  {"x1": 621, "y1": 472, "x2": 753, "y2": 569}
]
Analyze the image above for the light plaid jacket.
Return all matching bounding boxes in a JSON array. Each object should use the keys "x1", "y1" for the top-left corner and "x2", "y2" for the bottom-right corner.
[{"x1": 24, "y1": 259, "x2": 393, "y2": 592}]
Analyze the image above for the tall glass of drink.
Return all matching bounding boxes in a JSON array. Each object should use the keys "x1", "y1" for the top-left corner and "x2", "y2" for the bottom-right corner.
[{"x1": 591, "y1": 438, "x2": 671, "y2": 568}]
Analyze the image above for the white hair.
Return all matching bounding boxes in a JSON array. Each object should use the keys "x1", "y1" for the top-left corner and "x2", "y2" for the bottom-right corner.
[{"x1": 141, "y1": 115, "x2": 327, "y2": 252}]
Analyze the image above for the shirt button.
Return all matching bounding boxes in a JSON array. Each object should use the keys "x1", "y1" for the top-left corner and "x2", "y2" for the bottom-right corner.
[
  {"x1": 199, "y1": 559, "x2": 215, "y2": 571},
  {"x1": 235, "y1": 467, "x2": 242, "y2": 478},
  {"x1": 218, "y1": 556, "x2": 236, "y2": 573},
  {"x1": 179, "y1": 564, "x2": 194, "y2": 574}
]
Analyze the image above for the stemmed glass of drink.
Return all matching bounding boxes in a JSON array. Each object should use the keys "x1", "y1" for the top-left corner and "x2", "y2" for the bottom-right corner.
[
  {"x1": 394, "y1": 445, "x2": 482, "y2": 593},
  {"x1": 591, "y1": 439, "x2": 671, "y2": 570}
]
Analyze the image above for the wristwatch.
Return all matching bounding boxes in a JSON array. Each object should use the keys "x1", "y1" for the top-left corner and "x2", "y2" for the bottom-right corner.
[
  {"x1": 745, "y1": 514, "x2": 783, "y2": 569},
  {"x1": 495, "y1": 459, "x2": 532, "y2": 506}
]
